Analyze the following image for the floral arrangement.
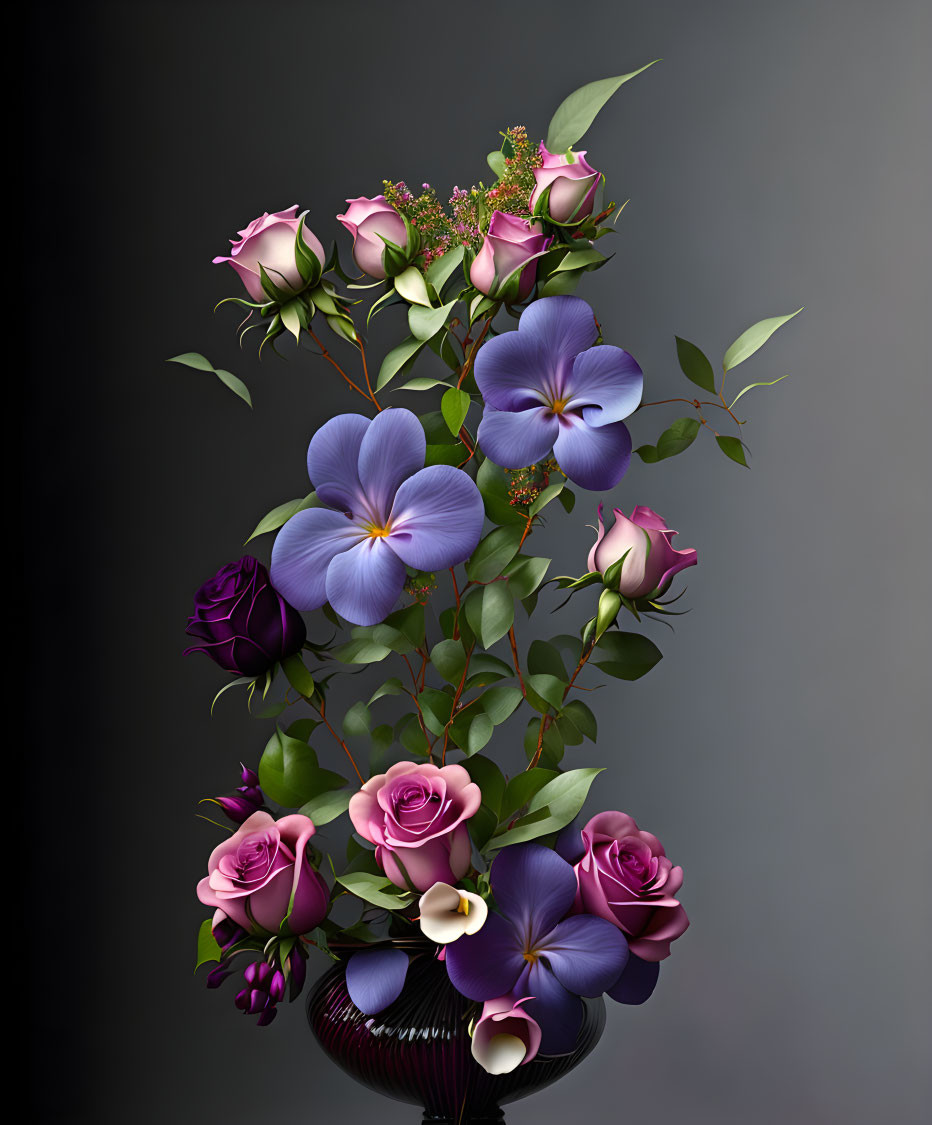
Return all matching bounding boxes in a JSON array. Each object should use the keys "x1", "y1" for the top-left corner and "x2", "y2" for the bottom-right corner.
[{"x1": 184, "y1": 66, "x2": 798, "y2": 1076}]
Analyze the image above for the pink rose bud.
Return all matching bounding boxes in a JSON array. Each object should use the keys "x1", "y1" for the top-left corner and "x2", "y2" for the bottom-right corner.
[
  {"x1": 348, "y1": 762, "x2": 481, "y2": 892},
  {"x1": 587, "y1": 504, "x2": 697, "y2": 600},
  {"x1": 471, "y1": 994, "x2": 542, "y2": 1074},
  {"x1": 573, "y1": 811, "x2": 689, "y2": 962},
  {"x1": 336, "y1": 195, "x2": 408, "y2": 279},
  {"x1": 196, "y1": 811, "x2": 329, "y2": 936},
  {"x1": 530, "y1": 143, "x2": 601, "y2": 225},
  {"x1": 469, "y1": 211, "x2": 553, "y2": 301},
  {"x1": 212, "y1": 206, "x2": 325, "y2": 303}
]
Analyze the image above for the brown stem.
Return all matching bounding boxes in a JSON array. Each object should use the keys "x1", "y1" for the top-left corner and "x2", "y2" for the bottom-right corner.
[
  {"x1": 307, "y1": 329, "x2": 369, "y2": 401},
  {"x1": 313, "y1": 698, "x2": 364, "y2": 783},
  {"x1": 358, "y1": 338, "x2": 382, "y2": 411},
  {"x1": 456, "y1": 317, "x2": 493, "y2": 389},
  {"x1": 526, "y1": 639, "x2": 597, "y2": 770},
  {"x1": 508, "y1": 626, "x2": 526, "y2": 697},
  {"x1": 441, "y1": 641, "x2": 475, "y2": 763}
]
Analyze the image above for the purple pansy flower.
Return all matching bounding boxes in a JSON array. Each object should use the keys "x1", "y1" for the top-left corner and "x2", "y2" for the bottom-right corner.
[
  {"x1": 474, "y1": 296, "x2": 643, "y2": 491},
  {"x1": 270, "y1": 409, "x2": 485, "y2": 627},
  {"x1": 444, "y1": 843, "x2": 628, "y2": 1055}
]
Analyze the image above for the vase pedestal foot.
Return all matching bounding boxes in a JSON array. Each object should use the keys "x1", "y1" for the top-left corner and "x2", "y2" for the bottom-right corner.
[{"x1": 422, "y1": 1113, "x2": 504, "y2": 1124}]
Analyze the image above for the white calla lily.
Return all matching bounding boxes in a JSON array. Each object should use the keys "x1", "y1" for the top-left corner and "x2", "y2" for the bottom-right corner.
[{"x1": 417, "y1": 881, "x2": 488, "y2": 944}]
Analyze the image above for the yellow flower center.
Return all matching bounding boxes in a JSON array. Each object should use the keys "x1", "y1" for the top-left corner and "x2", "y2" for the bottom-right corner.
[
  {"x1": 551, "y1": 397, "x2": 568, "y2": 415},
  {"x1": 366, "y1": 523, "x2": 391, "y2": 539},
  {"x1": 523, "y1": 949, "x2": 539, "y2": 965}
]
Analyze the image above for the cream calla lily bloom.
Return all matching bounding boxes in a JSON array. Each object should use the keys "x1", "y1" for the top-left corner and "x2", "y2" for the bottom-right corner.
[{"x1": 417, "y1": 881, "x2": 488, "y2": 944}]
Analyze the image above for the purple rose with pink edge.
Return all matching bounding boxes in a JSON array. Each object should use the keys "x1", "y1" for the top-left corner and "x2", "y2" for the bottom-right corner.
[
  {"x1": 469, "y1": 211, "x2": 553, "y2": 301},
  {"x1": 197, "y1": 810, "x2": 329, "y2": 936},
  {"x1": 530, "y1": 143, "x2": 601, "y2": 225},
  {"x1": 588, "y1": 504, "x2": 697, "y2": 599},
  {"x1": 348, "y1": 761, "x2": 481, "y2": 892},
  {"x1": 212, "y1": 206, "x2": 325, "y2": 302}
]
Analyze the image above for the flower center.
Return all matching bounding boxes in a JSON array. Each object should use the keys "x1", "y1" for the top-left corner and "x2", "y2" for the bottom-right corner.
[
  {"x1": 523, "y1": 948, "x2": 540, "y2": 965},
  {"x1": 550, "y1": 397, "x2": 569, "y2": 414},
  {"x1": 363, "y1": 521, "x2": 392, "y2": 539},
  {"x1": 456, "y1": 895, "x2": 470, "y2": 917}
]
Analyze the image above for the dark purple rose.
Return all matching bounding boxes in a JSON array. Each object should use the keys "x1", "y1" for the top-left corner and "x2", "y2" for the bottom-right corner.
[{"x1": 184, "y1": 556, "x2": 306, "y2": 677}]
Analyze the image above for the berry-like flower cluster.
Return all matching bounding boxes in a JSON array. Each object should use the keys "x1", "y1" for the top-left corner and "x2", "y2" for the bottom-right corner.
[
  {"x1": 507, "y1": 459, "x2": 559, "y2": 507},
  {"x1": 381, "y1": 126, "x2": 544, "y2": 268}
]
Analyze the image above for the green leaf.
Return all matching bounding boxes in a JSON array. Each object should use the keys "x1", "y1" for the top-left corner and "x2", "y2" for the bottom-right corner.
[
  {"x1": 675, "y1": 336, "x2": 717, "y2": 394},
  {"x1": 716, "y1": 434, "x2": 749, "y2": 466},
  {"x1": 431, "y1": 638, "x2": 468, "y2": 684},
  {"x1": 335, "y1": 871, "x2": 414, "y2": 910},
  {"x1": 635, "y1": 444, "x2": 660, "y2": 464},
  {"x1": 369, "y1": 677, "x2": 404, "y2": 704},
  {"x1": 195, "y1": 918, "x2": 222, "y2": 971},
  {"x1": 489, "y1": 767, "x2": 603, "y2": 849},
  {"x1": 504, "y1": 555, "x2": 551, "y2": 600},
  {"x1": 729, "y1": 374, "x2": 790, "y2": 410},
  {"x1": 487, "y1": 150, "x2": 506, "y2": 178},
  {"x1": 656, "y1": 417, "x2": 700, "y2": 460},
  {"x1": 468, "y1": 803, "x2": 499, "y2": 851},
  {"x1": 481, "y1": 684, "x2": 523, "y2": 725},
  {"x1": 425, "y1": 245, "x2": 465, "y2": 293},
  {"x1": 169, "y1": 352, "x2": 214, "y2": 372},
  {"x1": 333, "y1": 638, "x2": 392, "y2": 663},
  {"x1": 441, "y1": 387, "x2": 471, "y2": 436},
  {"x1": 384, "y1": 603, "x2": 426, "y2": 648},
  {"x1": 464, "y1": 755, "x2": 506, "y2": 816},
  {"x1": 465, "y1": 583, "x2": 515, "y2": 649},
  {"x1": 476, "y1": 458, "x2": 526, "y2": 526},
  {"x1": 298, "y1": 789, "x2": 352, "y2": 826},
  {"x1": 377, "y1": 336, "x2": 424, "y2": 390},
  {"x1": 528, "y1": 482, "x2": 565, "y2": 516},
  {"x1": 465, "y1": 652, "x2": 515, "y2": 687},
  {"x1": 723, "y1": 309, "x2": 802, "y2": 372},
  {"x1": 527, "y1": 640, "x2": 568, "y2": 680},
  {"x1": 168, "y1": 353, "x2": 252, "y2": 407},
  {"x1": 396, "y1": 376, "x2": 453, "y2": 392},
  {"x1": 500, "y1": 768, "x2": 559, "y2": 820},
  {"x1": 466, "y1": 525, "x2": 525, "y2": 583},
  {"x1": 545, "y1": 61, "x2": 660, "y2": 153},
  {"x1": 525, "y1": 673, "x2": 566, "y2": 712},
  {"x1": 394, "y1": 266, "x2": 432, "y2": 307},
  {"x1": 258, "y1": 728, "x2": 346, "y2": 807},
  {"x1": 281, "y1": 653, "x2": 315, "y2": 699},
  {"x1": 245, "y1": 493, "x2": 318, "y2": 543},
  {"x1": 409, "y1": 299, "x2": 458, "y2": 342},
  {"x1": 417, "y1": 688, "x2": 455, "y2": 736},
  {"x1": 554, "y1": 248, "x2": 605, "y2": 272},
  {"x1": 463, "y1": 713, "x2": 494, "y2": 756},
  {"x1": 560, "y1": 699, "x2": 598, "y2": 742},
  {"x1": 593, "y1": 631, "x2": 663, "y2": 680},
  {"x1": 342, "y1": 700, "x2": 371, "y2": 739}
]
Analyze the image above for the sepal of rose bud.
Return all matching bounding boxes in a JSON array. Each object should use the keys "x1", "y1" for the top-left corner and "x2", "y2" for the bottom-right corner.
[
  {"x1": 206, "y1": 962, "x2": 235, "y2": 990},
  {"x1": 211, "y1": 910, "x2": 248, "y2": 952},
  {"x1": 286, "y1": 945, "x2": 307, "y2": 1002}
]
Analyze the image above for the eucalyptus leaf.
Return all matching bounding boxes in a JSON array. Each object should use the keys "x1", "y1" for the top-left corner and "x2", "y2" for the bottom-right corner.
[
  {"x1": 729, "y1": 374, "x2": 790, "y2": 409},
  {"x1": 168, "y1": 353, "x2": 252, "y2": 407},
  {"x1": 394, "y1": 266, "x2": 432, "y2": 307},
  {"x1": 441, "y1": 386, "x2": 471, "y2": 436},
  {"x1": 465, "y1": 583, "x2": 514, "y2": 649},
  {"x1": 409, "y1": 299, "x2": 457, "y2": 342},
  {"x1": 723, "y1": 309, "x2": 802, "y2": 372},
  {"x1": 545, "y1": 61, "x2": 660, "y2": 153},
  {"x1": 377, "y1": 336, "x2": 425, "y2": 390},
  {"x1": 335, "y1": 871, "x2": 414, "y2": 910},
  {"x1": 466, "y1": 526, "x2": 525, "y2": 583},
  {"x1": 245, "y1": 493, "x2": 318, "y2": 543}
]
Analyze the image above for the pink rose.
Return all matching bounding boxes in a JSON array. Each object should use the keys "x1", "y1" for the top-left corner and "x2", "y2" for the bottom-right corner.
[
  {"x1": 469, "y1": 211, "x2": 553, "y2": 301},
  {"x1": 336, "y1": 195, "x2": 408, "y2": 279},
  {"x1": 348, "y1": 761, "x2": 481, "y2": 892},
  {"x1": 530, "y1": 143, "x2": 601, "y2": 225},
  {"x1": 212, "y1": 206, "x2": 325, "y2": 303},
  {"x1": 587, "y1": 504, "x2": 698, "y2": 600},
  {"x1": 574, "y1": 811, "x2": 689, "y2": 962},
  {"x1": 196, "y1": 810, "x2": 329, "y2": 936}
]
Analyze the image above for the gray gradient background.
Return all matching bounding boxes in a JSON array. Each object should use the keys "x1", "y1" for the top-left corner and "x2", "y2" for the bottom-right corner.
[{"x1": 26, "y1": 1, "x2": 931, "y2": 1122}]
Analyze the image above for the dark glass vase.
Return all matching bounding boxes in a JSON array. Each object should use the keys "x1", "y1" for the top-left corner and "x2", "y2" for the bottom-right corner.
[{"x1": 307, "y1": 951, "x2": 606, "y2": 1124}]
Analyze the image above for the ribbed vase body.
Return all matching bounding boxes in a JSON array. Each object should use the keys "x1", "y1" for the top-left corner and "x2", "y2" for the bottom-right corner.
[{"x1": 307, "y1": 953, "x2": 606, "y2": 1123}]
